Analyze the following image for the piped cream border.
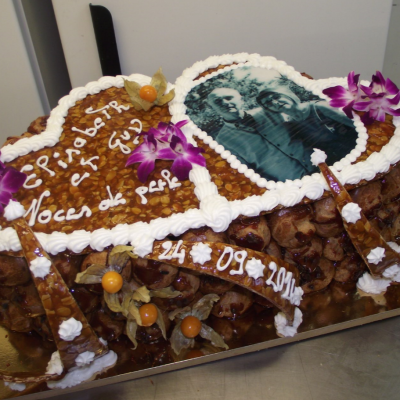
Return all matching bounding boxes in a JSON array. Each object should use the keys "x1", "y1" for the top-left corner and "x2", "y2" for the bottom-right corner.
[{"x1": 0, "y1": 53, "x2": 399, "y2": 257}]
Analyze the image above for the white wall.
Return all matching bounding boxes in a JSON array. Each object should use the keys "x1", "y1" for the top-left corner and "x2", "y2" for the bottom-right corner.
[
  {"x1": 53, "y1": 0, "x2": 392, "y2": 88},
  {"x1": 0, "y1": 0, "x2": 45, "y2": 145},
  {"x1": 383, "y1": 1, "x2": 400, "y2": 85}
]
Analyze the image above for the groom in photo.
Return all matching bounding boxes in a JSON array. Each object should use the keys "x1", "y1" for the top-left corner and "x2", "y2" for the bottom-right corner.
[{"x1": 207, "y1": 88, "x2": 314, "y2": 181}]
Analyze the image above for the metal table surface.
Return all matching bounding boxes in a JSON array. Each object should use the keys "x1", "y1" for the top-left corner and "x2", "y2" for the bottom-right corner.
[{"x1": 46, "y1": 316, "x2": 400, "y2": 400}]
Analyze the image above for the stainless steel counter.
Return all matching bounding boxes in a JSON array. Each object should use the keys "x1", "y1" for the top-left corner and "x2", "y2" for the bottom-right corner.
[{"x1": 49, "y1": 316, "x2": 400, "y2": 400}]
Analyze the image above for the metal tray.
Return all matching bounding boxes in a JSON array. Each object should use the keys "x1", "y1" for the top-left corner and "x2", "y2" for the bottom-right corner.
[{"x1": 2, "y1": 281, "x2": 400, "y2": 400}]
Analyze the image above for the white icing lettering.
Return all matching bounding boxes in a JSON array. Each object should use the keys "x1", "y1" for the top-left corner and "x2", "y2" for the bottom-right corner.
[
  {"x1": 74, "y1": 137, "x2": 87, "y2": 148},
  {"x1": 281, "y1": 272, "x2": 294, "y2": 300},
  {"x1": 109, "y1": 101, "x2": 130, "y2": 113},
  {"x1": 66, "y1": 206, "x2": 92, "y2": 220},
  {"x1": 24, "y1": 190, "x2": 51, "y2": 226},
  {"x1": 121, "y1": 130, "x2": 130, "y2": 140},
  {"x1": 80, "y1": 156, "x2": 99, "y2": 171},
  {"x1": 135, "y1": 170, "x2": 181, "y2": 204},
  {"x1": 158, "y1": 240, "x2": 185, "y2": 264},
  {"x1": 128, "y1": 119, "x2": 142, "y2": 133},
  {"x1": 171, "y1": 240, "x2": 185, "y2": 264},
  {"x1": 53, "y1": 152, "x2": 60, "y2": 158},
  {"x1": 128, "y1": 119, "x2": 143, "y2": 144},
  {"x1": 66, "y1": 149, "x2": 81, "y2": 163},
  {"x1": 99, "y1": 186, "x2": 126, "y2": 211},
  {"x1": 71, "y1": 172, "x2": 90, "y2": 187},
  {"x1": 25, "y1": 193, "x2": 91, "y2": 225},
  {"x1": 85, "y1": 105, "x2": 111, "y2": 119},
  {"x1": 276, "y1": 267, "x2": 286, "y2": 291},
  {"x1": 71, "y1": 117, "x2": 105, "y2": 137},
  {"x1": 216, "y1": 247, "x2": 234, "y2": 272},
  {"x1": 161, "y1": 170, "x2": 181, "y2": 189},
  {"x1": 109, "y1": 131, "x2": 131, "y2": 154},
  {"x1": 38, "y1": 209, "x2": 52, "y2": 224},
  {"x1": 135, "y1": 186, "x2": 148, "y2": 204},
  {"x1": 21, "y1": 165, "x2": 42, "y2": 189},
  {"x1": 266, "y1": 262, "x2": 278, "y2": 292},
  {"x1": 54, "y1": 209, "x2": 66, "y2": 222},
  {"x1": 58, "y1": 160, "x2": 68, "y2": 169},
  {"x1": 149, "y1": 179, "x2": 167, "y2": 193},
  {"x1": 159, "y1": 241, "x2": 172, "y2": 259},
  {"x1": 230, "y1": 250, "x2": 248, "y2": 276},
  {"x1": 37, "y1": 156, "x2": 55, "y2": 177}
]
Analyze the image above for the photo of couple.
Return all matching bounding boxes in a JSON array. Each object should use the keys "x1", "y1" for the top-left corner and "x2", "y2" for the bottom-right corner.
[{"x1": 185, "y1": 67, "x2": 358, "y2": 182}]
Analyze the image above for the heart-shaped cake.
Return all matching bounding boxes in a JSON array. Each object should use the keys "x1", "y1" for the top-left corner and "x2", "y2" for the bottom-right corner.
[{"x1": 1, "y1": 53, "x2": 400, "y2": 392}]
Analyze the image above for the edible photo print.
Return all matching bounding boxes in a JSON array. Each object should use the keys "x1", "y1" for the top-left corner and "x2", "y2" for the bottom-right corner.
[{"x1": 185, "y1": 67, "x2": 359, "y2": 182}]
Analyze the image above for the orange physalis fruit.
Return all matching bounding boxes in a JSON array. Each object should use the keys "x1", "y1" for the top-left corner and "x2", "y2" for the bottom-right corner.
[
  {"x1": 101, "y1": 271, "x2": 123, "y2": 294},
  {"x1": 139, "y1": 85, "x2": 158, "y2": 102},
  {"x1": 181, "y1": 315, "x2": 202, "y2": 338},
  {"x1": 139, "y1": 303, "x2": 158, "y2": 327}
]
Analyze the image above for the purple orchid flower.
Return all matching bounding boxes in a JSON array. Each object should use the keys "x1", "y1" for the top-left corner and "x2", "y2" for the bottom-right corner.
[
  {"x1": 125, "y1": 133, "x2": 161, "y2": 182},
  {"x1": 126, "y1": 120, "x2": 205, "y2": 182},
  {"x1": 322, "y1": 71, "x2": 361, "y2": 119},
  {"x1": 158, "y1": 135, "x2": 206, "y2": 181},
  {"x1": 353, "y1": 71, "x2": 400, "y2": 124},
  {"x1": 147, "y1": 120, "x2": 188, "y2": 144},
  {"x1": 0, "y1": 156, "x2": 26, "y2": 213}
]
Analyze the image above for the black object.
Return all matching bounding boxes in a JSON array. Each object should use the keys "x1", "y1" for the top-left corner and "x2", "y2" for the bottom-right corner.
[{"x1": 89, "y1": 4, "x2": 122, "y2": 76}]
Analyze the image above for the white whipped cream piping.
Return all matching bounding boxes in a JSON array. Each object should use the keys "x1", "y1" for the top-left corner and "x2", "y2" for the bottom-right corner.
[
  {"x1": 46, "y1": 351, "x2": 63, "y2": 375},
  {"x1": 75, "y1": 351, "x2": 95, "y2": 367},
  {"x1": 189, "y1": 242, "x2": 212, "y2": 265},
  {"x1": 342, "y1": 202, "x2": 362, "y2": 224},
  {"x1": 310, "y1": 148, "x2": 327, "y2": 166},
  {"x1": 4, "y1": 382, "x2": 26, "y2": 391},
  {"x1": 29, "y1": 256, "x2": 51, "y2": 279},
  {"x1": 47, "y1": 350, "x2": 117, "y2": 390},
  {"x1": 367, "y1": 247, "x2": 385, "y2": 265},
  {"x1": 3, "y1": 200, "x2": 25, "y2": 221},
  {"x1": 58, "y1": 317, "x2": 82, "y2": 341},
  {"x1": 245, "y1": 258, "x2": 265, "y2": 280},
  {"x1": 170, "y1": 53, "x2": 377, "y2": 191},
  {"x1": 0, "y1": 55, "x2": 398, "y2": 264},
  {"x1": 274, "y1": 307, "x2": 303, "y2": 337},
  {"x1": 357, "y1": 272, "x2": 391, "y2": 294}
]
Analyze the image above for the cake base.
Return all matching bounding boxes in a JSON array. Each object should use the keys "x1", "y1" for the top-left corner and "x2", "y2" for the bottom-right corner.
[{"x1": 2, "y1": 282, "x2": 400, "y2": 400}]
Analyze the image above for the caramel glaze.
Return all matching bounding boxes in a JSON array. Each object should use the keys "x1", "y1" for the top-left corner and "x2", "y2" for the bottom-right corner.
[
  {"x1": 12, "y1": 217, "x2": 107, "y2": 370},
  {"x1": 134, "y1": 260, "x2": 168, "y2": 288},
  {"x1": 318, "y1": 162, "x2": 400, "y2": 277},
  {"x1": 148, "y1": 241, "x2": 300, "y2": 322}
]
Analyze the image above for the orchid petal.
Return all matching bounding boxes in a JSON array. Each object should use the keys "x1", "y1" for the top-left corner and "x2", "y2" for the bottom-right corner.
[
  {"x1": 387, "y1": 92, "x2": 400, "y2": 105},
  {"x1": 329, "y1": 98, "x2": 352, "y2": 108},
  {"x1": 342, "y1": 102, "x2": 355, "y2": 119},
  {"x1": 126, "y1": 151, "x2": 153, "y2": 166},
  {"x1": 361, "y1": 111, "x2": 375, "y2": 125},
  {"x1": 385, "y1": 77, "x2": 400, "y2": 95},
  {"x1": 171, "y1": 157, "x2": 193, "y2": 181},
  {"x1": 375, "y1": 107, "x2": 387, "y2": 122},
  {"x1": 175, "y1": 120, "x2": 188, "y2": 129},
  {"x1": 158, "y1": 147, "x2": 178, "y2": 160},
  {"x1": 353, "y1": 100, "x2": 373, "y2": 112},
  {"x1": 387, "y1": 107, "x2": 400, "y2": 117},
  {"x1": 322, "y1": 86, "x2": 349, "y2": 98},
  {"x1": 0, "y1": 169, "x2": 26, "y2": 193},
  {"x1": 348, "y1": 71, "x2": 360, "y2": 93},
  {"x1": 137, "y1": 159, "x2": 156, "y2": 183},
  {"x1": 0, "y1": 191, "x2": 12, "y2": 206},
  {"x1": 186, "y1": 145, "x2": 206, "y2": 167},
  {"x1": 170, "y1": 135, "x2": 188, "y2": 152}
]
